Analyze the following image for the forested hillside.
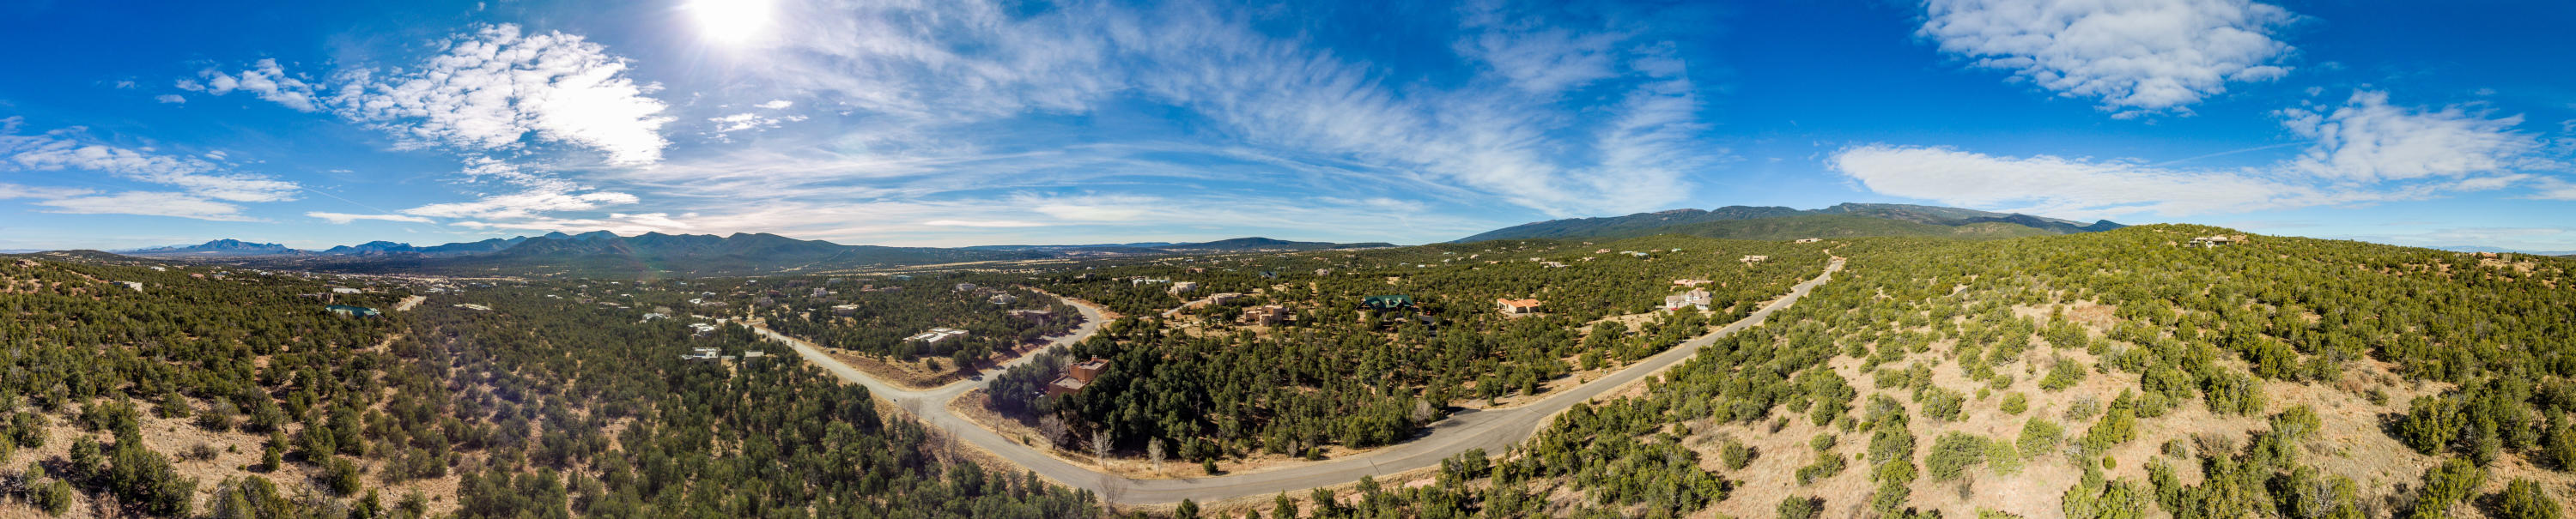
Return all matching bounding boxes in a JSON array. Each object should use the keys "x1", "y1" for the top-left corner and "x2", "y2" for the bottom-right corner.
[
  {"x1": 1603, "y1": 214, "x2": 2057, "y2": 241},
  {"x1": 1197, "y1": 226, "x2": 2576, "y2": 518},
  {"x1": 996, "y1": 236, "x2": 1831, "y2": 468},
  {"x1": 0, "y1": 256, "x2": 1096, "y2": 517}
]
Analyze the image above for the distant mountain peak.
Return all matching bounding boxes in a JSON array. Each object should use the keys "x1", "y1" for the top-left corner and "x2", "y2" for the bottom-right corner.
[{"x1": 1455, "y1": 202, "x2": 2123, "y2": 243}]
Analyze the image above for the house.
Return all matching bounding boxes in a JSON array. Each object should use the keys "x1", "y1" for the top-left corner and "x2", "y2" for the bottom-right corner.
[
  {"x1": 955, "y1": 282, "x2": 978, "y2": 292},
  {"x1": 1794, "y1": 238, "x2": 1823, "y2": 244},
  {"x1": 988, "y1": 293, "x2": 1018, "y2": 305},
  {"x1": 1315, "y1": 269, "x2": 1333, "y2": 276},
  {"x1": 1187, "y1": 268, "x2": 1206, "y2": 274},
  {"x1": 1360, "y1": 294, "x2": 1414, "y2": 311},
  {"x1": 324, "y1": 305, "x2": 381, "y2": 318},
  {"x1": 453, "y1": 304, "x2": 492, "y2": 311},
  {"x1": 1740, "y1": 255, "x2": 1769, "y2": 263},
  {"x1": 114, "y1": 281, "x2": 144, "y2": 292},
  {"x1": 1663, "y1": 288, "x2": 1712, "y2": 311},
  {"x1": 1047, "y1": 357, "x2": 1114, "y2": 396},
  {"x1": 1206, "y1": 293, "x2": 1245, "y2": 305},
  {"x1": 2187, "y1": 234, "x2": 2249, "y2": 248},
  {"x1": 1131, "y1": 278, "x2": 1170, "y2": 285},
  {"x1": 1169, "y1": 281, "x2": 1200, "y2": 295},
  {"x1": 832, "y1": 304, "x2": 860, "y2": 316},
  {"x1": 1674, "y1": 279, "x2": 1711, "y2": 287},
  {"x1": 1540, "y1": 262, "x2": 1568, "y2": 269},
  {"x1": 1008, "y1": 309, "x2": 1054, "y2": 320},
  {"x1": 1497, "y1": 299, "x2": 1543, "y2": 315},
  {"x1": 906, "y1": 328, "x2": 970, "y2": 344},
  {"x1": 688, "y1": 323, "x2": 720, "y2": 336},
  {"x1": 683, "y1": 347, "x2": 720, "y2": 360},
  {"x1": 331, "y1": 287, "x2": 363, "y2": 294},
  {"x1": 1242, "y1": 305, "x2": 1292, "y2": 325},
  {"x1": 811, "y1": 287, "x2": 830, "y2": 298}
]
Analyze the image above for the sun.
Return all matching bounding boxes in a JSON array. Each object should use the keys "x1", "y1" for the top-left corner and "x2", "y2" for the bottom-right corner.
[{"x1": 685, "y1": 0, "x2": 774, "y2": 45}]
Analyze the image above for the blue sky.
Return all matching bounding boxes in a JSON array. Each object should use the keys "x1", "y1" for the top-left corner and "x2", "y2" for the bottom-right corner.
[{"x1": 2, "y1": 0, "x2": 2571, "y2": 251}]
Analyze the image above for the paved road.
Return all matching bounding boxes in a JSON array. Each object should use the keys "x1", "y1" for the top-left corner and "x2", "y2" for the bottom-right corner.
[{"x1": 754, "y1": 259, "x2": 1844, "y2": 504}]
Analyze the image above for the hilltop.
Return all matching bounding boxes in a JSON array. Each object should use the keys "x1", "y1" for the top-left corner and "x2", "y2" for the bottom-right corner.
[{"x1": 1455, "y1": 202, "x2": 2123, "y2": 243}]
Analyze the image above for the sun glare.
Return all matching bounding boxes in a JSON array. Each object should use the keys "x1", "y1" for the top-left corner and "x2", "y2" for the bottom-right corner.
[{"x1": 687, "y1": 0, "x2": 773, "y2": 45}]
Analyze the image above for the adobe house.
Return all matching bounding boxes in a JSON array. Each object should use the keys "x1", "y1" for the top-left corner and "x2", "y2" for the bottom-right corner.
[
  {"x1": 1242, "y1": 305, "x2": 1291, "y2": 325},
  {"x1": 1496, "y1": 298, "x2": 1543, "y2": 315},
  {"x1": 1048, "y1": 357, "x2": 1113, "y2": 396}
]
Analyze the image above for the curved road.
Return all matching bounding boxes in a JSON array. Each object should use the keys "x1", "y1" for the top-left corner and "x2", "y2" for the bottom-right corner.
[{"x1": 753, "y1": 259, "x2": 1843, "y2": 504}]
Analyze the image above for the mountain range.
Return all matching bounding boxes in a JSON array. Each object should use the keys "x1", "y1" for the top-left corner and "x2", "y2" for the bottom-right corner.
[
  {"x1": 110, "y1": 232, "x2": 1394, "y2": 278},
  {"x1": 1453, "y1": 202, "x2": 2125, "y2": 243}
]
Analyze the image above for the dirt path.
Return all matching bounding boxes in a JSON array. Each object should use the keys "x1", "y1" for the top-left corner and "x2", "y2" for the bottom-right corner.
[
  {"x1": 392, "y1": 294, "x2": 427, "y2": 311},
  {"x1": 754, "y1": 257, "x2": 1844, "y2": 505}
]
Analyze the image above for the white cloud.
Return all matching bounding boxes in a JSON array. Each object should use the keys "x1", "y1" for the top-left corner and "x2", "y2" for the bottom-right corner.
[
  {"x1": 2532, "y1": 178, "x2": 2576, "y2": 201},
  {"x1": 1831, "y1": 145, "x2": 2315, "y2": 218},
  {"x1": 191, "y1": 58, "x2": 321, "y2": 112},
  {"x1": 402, "y1": 188, "x2": 641, "y2": 220},
  {"x1": 1831, "y1": 91, "x2": 2558, "y2": 219},
  {"x1": 0, "y1": 129, "x2": 301, "y2": 202},
  {"x1": 155, "y1": 94, "x2": 185, "y2": 104},
  {"x1": 755, "y1": 100, "x2": 793, "y2": 110},
  {"x1": 321, "y1": 24, "x2": 672, "y2": 165},
  {"x1": 923, "y1": 219, "x2": 1053, "y2": 227},
  {"x1": 307, "y1": 212, "x2": 434, "y2": 224},
  {"x1": 36, "y1": 191, "x2": 258, "y2": 221},
  {"x1": 1919, "y1": 0, "x2": 2296, "y2": 113},
  {"x1": 725, "y1": 0, "x2": 1716, "y2": 216},
  {"x1": 706, "y1": 112, "x2": 806, "y2": 140},
  {"x1": 1455, "y1": 0, "x2": 1626, "y2": 95},
  {"x1": 0, "y1": 183, "x2": 94, "y2": 199},
  {"x1": 2278, "y1": 91, "x2": 2544, "y2": 182}
]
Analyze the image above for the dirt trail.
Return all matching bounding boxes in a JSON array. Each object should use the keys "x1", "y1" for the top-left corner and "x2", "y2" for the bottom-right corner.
[{"x1": 754, "y1": 258, "x2": 1845, "y2": 504}]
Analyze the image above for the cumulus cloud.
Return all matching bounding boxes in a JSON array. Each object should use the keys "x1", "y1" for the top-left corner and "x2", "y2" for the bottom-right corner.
[
  {"x1": 755, "y1": 100, "x2": 793, "y2": 110},
  {"x1": 1831, "y1": 90, "x2": 2555, "y2": 219},
  {"x1": 307, "y1": 212, "x2": 434, "y2": 224},
  {"x1": 1919, "y1": 0, "x2": 2296, "y2": 113},
  {"x1": 325, "y1": 24, "x2": 673, "y2": 165},
  {"x1": 155, "y1": 94, "x2": 185, "y2": 104},
  {"x1": 186, "y1": 58, "x2": 322, "y2": 112}
]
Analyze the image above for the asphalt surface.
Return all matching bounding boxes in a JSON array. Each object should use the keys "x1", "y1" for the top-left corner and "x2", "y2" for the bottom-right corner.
[{"x1": 754, "y1": 260, "x2": 1844, "y2": 504}]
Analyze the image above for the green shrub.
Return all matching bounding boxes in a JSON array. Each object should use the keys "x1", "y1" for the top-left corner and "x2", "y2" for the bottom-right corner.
[
  {"x1": 2040, "y1": 358, "x2": 2087, "y2": 391},
  {"x1": 2500, "y1": 478, "x2": 2562, "y2": 519},
  {"x1": 2408, "y1": 458, "x2": 2485, "y2": 519},
  {"x1": 1777, "y1": 496, "x2": 1821, "y2": 519},
  {"x1": 2001, "y1": 392, "x2": 2029, "y2": 414},
  {"x1": 1722, "y1": 439, "x2": 1755, "y2": 470},
  {"x1": 36, "y1": 480, "x2": 72, "y2": 516},
  {"x1": 1927, "y1": 432, "x2": 1988, "y2": 481},
  {"x1": 1986, "y1": 438, "x2": 2024, "y2": 475},
  {"x1": 2020, "y1": 419, "x2": 2065, "y2": 459}
]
